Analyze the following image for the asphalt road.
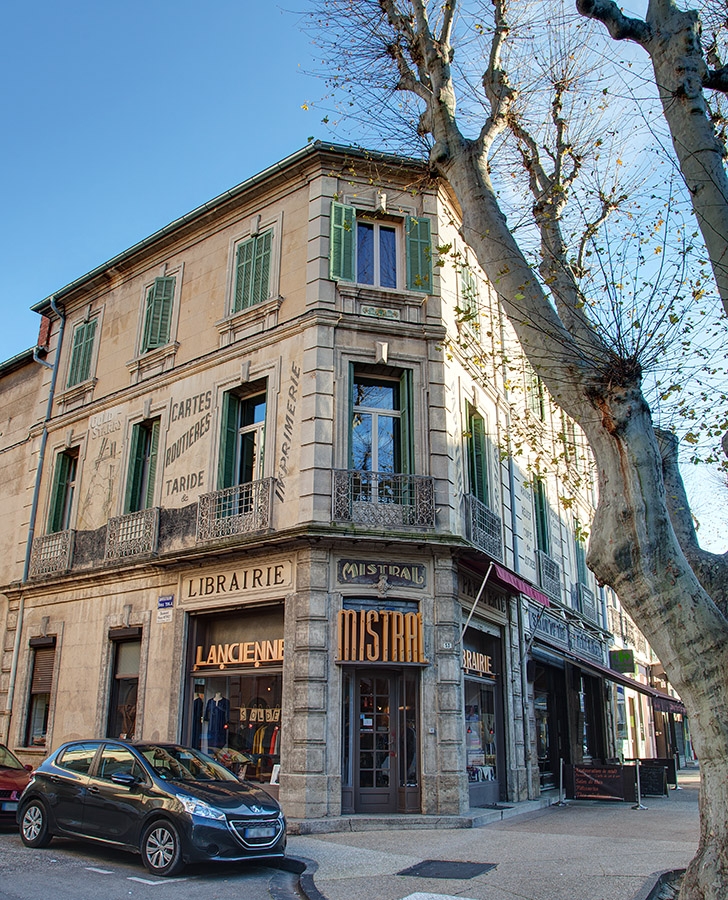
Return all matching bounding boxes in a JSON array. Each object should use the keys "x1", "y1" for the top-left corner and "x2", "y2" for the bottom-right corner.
[{"x1": 0, "y1": 826, "x2": 302, "y2": 900}]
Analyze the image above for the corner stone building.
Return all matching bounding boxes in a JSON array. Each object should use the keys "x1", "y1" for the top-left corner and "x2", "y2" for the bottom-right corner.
[{"x1": 0, "y1": 143, "x2": 612, "y2": 821}]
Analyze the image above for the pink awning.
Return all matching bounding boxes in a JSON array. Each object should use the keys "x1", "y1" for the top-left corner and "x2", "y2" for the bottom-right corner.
[{"x1": 492, "y1": 563, "x2": 550, "y2": 607}]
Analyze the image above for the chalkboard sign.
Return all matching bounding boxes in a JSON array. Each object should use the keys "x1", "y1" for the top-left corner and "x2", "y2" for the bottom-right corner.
[
  {"x1": 641, "y1": 757, "x2": 677, "y2": 787},
  {"x1": 638, "y1": 764, "x2": 668, "y2": 796},
  {"x1": 565, "y1": 764, "x2": 637, "y2": 802}
]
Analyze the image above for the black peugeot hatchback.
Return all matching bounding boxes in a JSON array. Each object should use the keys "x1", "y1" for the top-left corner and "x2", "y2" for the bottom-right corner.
[{"x1": 17, "y1": 740, "x2": 286, "y2": 876}]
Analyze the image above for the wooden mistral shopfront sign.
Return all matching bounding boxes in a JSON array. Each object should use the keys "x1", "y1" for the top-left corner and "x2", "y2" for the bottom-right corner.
[{"x1": 336, "y1": 610, "x2": 428, "y2": 664}]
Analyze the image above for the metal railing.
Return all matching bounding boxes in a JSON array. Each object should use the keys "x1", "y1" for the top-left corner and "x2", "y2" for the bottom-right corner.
[
  {"x1": 105, "y1": 508, "x2": 159, "y2": 560},
  {"x1": 197, "y1": 478, "x2": 274, "y2": 541},
  {"x1": 464, "y1": 494, "x2": 503, "y2": 560},
  {"x1": 29, "y1": 530, "x2": 74, "y2": 578},
  {"x1": 537, "y1": 549, "x2": 562, "y2": 602},
  {"x1": 332, "y1": 470, "x2": 435, "y2": 528}
]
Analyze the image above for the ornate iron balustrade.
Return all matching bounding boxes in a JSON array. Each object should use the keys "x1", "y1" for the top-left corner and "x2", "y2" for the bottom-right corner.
[
  {"x1": 332, "y1": 470, "x2": 435, "y2": 528},
  {"x1": 464, "y1": 494, "x2": 503, "y2": 560},
  {"x1": 197, "y1": 478, "x2": 274, "y2": 542},
  {"x1": 576, "y1": 582, "x2": 598, "y2": 623},
  {"x1": 537, "y1": 549, "x2": 562, "y2": 602},
  {"x1": 29, "y1": 530, "x2": 74, "y2": 578},
  {"x1": 105, "y1": 508, "x2": 159, "y2": 561}
]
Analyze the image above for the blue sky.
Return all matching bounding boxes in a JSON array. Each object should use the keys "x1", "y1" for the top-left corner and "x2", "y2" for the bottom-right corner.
[{"x1": 1, "y1": 1, "x2": 321, "y2": 361}]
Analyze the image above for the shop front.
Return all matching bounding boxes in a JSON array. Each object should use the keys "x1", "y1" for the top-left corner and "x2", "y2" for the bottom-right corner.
[
  {"x1": 462, "y1": 626, "x2": 504, "y2": 806},
  {"x1": 336, "y1": 601, "x2": 427, "y2": 814},
  {"x1": 184, "y1": 604, "x2": 284, "y2": 786}
]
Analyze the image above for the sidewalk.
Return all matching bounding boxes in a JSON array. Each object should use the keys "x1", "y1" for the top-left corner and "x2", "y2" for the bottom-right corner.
[{"x1": 286, "y1": 769, "x2": 699, "y2": 900}]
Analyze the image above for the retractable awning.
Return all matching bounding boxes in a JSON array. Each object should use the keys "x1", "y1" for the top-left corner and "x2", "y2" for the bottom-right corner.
[{"x1": 491, "y1": 562, "x2": 550, "y2": 607}]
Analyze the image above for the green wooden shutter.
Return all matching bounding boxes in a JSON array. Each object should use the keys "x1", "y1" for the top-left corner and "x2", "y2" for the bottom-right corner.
[
  {"x1": 405, "y1": 216, "x2": 432, "y2": 293},
  {"x1": 330, "y1": 202, "x2": 355, "y2": 282},
  {"x1": 144, "y1": 420, "x2": 160, "y2": 509},
  {"x1": 67, "y1": 319, "x2": 97, "y2": 387},
  {"x1": 468, "y1": 407, "x2": 489, "y2": 506},
  {"x1": 253, "y1": 230, "x2": 272, "y2": 305},
  {"x1": 234, "y1": 231, "x2": 272, "y2": 311},
  {"x1": 534, "y1": 479, "x2": 550, "y2": 555},
  {"x1": 48, "y1": 452, "x2": 73, "y2": 533},
  {"x1": 142, "y1": 277, "x2": 174, "y2": 350},
  {"x1": 234, "y1": 237, "x2": 255, "y2": 311},
  {"x1": 218, "y1": 392, "x2": 241, "y2": 488},
  {"x1": 125, "y1": 425, "x2": 143, "y2": 513},
  {"x1": 399, "y1": 370, "x2": 414, "y2": 474}
]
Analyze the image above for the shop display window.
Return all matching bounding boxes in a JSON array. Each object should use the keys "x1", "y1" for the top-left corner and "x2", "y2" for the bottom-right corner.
[
  {"x1": 464, "y1": 679, "x2": 497, "y2": 783},
  {"x1": 189, "y1": 672, "x2": 281, "y2": 783}
]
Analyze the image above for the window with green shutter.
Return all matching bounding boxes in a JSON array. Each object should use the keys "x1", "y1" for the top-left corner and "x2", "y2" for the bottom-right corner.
[
  {"x1": 217, "y1": 389, "x2": 267, "y2": 488},
  {"x1": 330, "y1": 202, "x2": 355, "y2": 282},
  {"x1": 141, "y1": 277, "x2": 175, "y2": 352},
  {"x1": 467, "y1": 404, "x2": 490, "y2": 507},
  {"x1": 406, "y1": 216, "x2": 432, "y2": 293},
  {"x1": 48, "y1": 449, "x2": 79, "y2": 534},
  {"x1": 233, "y1": 231, "x2": 272, "y2": 312},
  {"x1": 350, "y1": 368, "x2": 413, "y2": 474},
  {"x1": 67, "y1": 319, "x2": 97, "y2": 387},
  {"x1": 533, "y1": 478, "x2": 550, "y2": 555},
  {"x1": 125, "y1": 419, "x2": 160, "y2": 512}
]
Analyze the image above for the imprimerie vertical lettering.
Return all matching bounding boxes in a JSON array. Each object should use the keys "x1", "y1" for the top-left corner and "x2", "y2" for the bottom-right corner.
[{"x1": 275, "y1": 361, "x2": 301, "y2": 503}]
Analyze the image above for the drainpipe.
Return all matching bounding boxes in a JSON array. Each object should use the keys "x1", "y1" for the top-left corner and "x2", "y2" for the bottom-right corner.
[{"x1": 5, "y1": 298, "x2": 65, "y2": 729}]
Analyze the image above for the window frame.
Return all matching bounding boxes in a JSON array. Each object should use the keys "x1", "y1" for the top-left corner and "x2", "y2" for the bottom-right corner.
[
  {"x1": 533, "y1": 477, "x2": 551, "y2": 556},
  {"x1": 330, "y1": 201, "x2": 433, "y2": 294},
  {"x1": 67, "y1": 317, "x2": 99, "y2": 388},
  {"x1": 140, "y1": 276, "x2": 176, "y2": 353},
  {"x1": 349, "y1": 366, "x2": 414, "y2": 475},
  {"x1": 24, "y1": 638, "x2": 56, "y2": 748},
  {"x1": 217, "y1": 383, "x2": 268, "y2": 489},
  {"x1": 106, "y1": 634, "x2": 142, "y2": 741},
  {"x1": 47, "y1": 448, "x2": 79, "y2": 534},
  {"x1": 124, "y1": 418, "x2": 161, "y2": 513},
  {"x1": 466, "y1": 403, "x2": 490, "y2": 508},
  {"x1": 226, "y1": 213, "x2": 283, "y2": 317}
]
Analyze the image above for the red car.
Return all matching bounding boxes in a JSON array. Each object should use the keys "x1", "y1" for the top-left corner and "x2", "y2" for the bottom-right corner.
[{"x1": 0, "y1": 745, "x2": 32, "y2": 824}]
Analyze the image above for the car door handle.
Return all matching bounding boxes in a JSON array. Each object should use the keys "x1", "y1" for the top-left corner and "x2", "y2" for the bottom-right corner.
[{"x1": 88, "y1": 785, "x2": 100, "y2": 794}]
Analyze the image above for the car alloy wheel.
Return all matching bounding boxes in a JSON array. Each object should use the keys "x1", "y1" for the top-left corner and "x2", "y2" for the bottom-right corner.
[
  {"x1": 20, "y1": 801, "x2": 52, "y2": 848},
  {"x1": 140, "y1": 820, "x2": 184, "y2": 877}
]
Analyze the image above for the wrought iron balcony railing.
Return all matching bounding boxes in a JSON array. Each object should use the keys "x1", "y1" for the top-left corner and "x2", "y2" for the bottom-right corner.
[
  {"x1": 197, "y1": 478, "x2": 274, "y2": 542},
  {"x1": 105, "y1": 508, "x2": 159, "y2": 561},
  {"x1": 537, "y1": 549, "x2": 562, "y2": 602},
  {"x1": 332, "y1": 470, "x2": 435, "y2": 528},
  {"x1": 29, "y1": 530, "x2": 74, "y2": 578},
  {"x1": 464, "y1": 493, "x2": 503, "y2": 560},
  {"x1": 576, "y1": 581, "x2": 598, "y2": 623}
]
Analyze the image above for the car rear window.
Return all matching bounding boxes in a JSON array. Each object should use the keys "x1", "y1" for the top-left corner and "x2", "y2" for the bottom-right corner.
[{"x1": 57, "y1": 743, "x2": 99, "y2": 774}]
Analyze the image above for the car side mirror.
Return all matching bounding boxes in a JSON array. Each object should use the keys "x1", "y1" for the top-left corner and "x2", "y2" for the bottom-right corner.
[{"x1": 110, "y1": 772, "x2": 138, "y2": 787}]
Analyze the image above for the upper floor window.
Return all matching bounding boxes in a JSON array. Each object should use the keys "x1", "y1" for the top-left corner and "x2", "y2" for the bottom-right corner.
[
  {"x1": 458, "y1": 262, "x2": 480, "y2": 334},
  {"x1": 233, "y1": 230, "x2": 272, "y2": 312},
  {"x1": 125, "y1": 419, "x2": 160, "y2": 512},
  {"x1": 350, "y1": 369, "x2": 413, "y2": 474},
  {"x1": 218, "y1": 386, "x2": 267, "y2": 488},
  {"x1": 330, "y1": 202, "x2": 432, "y2": 293},
  {"x1": 48, "y1": 448, "x2": 79, "y2": 534},
  {"x1": 141, "y1": 277, "x2": 175, "y2": 352},
  {"x1": 67, "y1": 318, "x2": 97, "y2": 387},
  {"x1": 525, "y1": 362, "x2": 546, "y2": 421},
  {"x1": 533, "y1": 477, "x2": 551, "y2": 556},
  {"x1": 466, "y1": 403, "x2": 490, "y2": 508}
]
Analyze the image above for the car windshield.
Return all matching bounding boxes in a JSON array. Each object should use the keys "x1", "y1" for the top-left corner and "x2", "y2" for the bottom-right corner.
[
  {"x1": 136, "y1": 744, "x2": 239, "y2": 783},
  {"x1": 0, "y1": 745, "x2": 24, "y2": 770}
]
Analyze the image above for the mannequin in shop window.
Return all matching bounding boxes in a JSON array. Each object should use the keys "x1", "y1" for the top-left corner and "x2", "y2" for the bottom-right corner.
[{"x1": 204, "y1": 692, "x2": 230, "y2": 749}]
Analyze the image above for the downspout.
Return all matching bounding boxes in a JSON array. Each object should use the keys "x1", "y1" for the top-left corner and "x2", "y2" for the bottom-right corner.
[{"x1": 5, "y1": 298, "x2": 65, "y2": 729}]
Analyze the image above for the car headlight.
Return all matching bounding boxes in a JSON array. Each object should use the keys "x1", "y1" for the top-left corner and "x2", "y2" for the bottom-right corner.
[{"x1": 178, "y1": 794, "x2": 226, "y2": 821}]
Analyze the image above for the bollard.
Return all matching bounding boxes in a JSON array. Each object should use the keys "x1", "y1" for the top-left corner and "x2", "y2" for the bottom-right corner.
[
  {"x1": 632, "y1": 759, "x2": 647, "y2": 810},
  {"x1": 553, "y1": 757, "x2": 569, "y2": 807}
]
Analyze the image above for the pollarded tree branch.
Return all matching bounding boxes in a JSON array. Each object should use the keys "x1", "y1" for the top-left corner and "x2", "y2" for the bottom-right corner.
[
  {"x1": 575, "y1": 0, "x2": 650, "y2": 44},
  {"x1": 704, "y1": 66, "x2": 728, "y2": 94}
]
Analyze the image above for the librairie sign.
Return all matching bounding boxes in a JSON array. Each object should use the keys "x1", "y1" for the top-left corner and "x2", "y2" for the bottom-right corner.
[
  {"x1": 337, "y1": 609, "x2": 428, "y2": 664},
  {"x1": 182, "y1": 560, "x2": 293, "y2": 601}
]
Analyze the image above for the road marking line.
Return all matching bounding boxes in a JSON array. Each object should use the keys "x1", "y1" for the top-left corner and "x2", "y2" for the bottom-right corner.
[
  {"x1": 127, "y1": 877, "x2": 188, "y2": 885},
  {"x1": 85, "y1": 867, "x2": 113, "y2": 874}
]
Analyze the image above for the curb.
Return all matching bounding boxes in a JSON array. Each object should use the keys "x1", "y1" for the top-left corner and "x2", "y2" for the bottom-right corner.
[
  {"x1": 267, "y1": 855, "x2": 326, "y2": 900},
  {"x1": 631, "y1": 869, "x2": 685, "y2": 900}
]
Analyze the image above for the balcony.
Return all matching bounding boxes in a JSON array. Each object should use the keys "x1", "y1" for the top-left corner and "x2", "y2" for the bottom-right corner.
[
  {"x1": 537, "y1": 549, "x2": 562, "y2": 602},
  {"x1": 197, "y1": 478, "x2": 275, "y2": 542},
  {"x1": 576, "y1": 581, "x2": 598, "y2": 623},
  {"x1": 332, "y1": 470, "x2": 435, "y2": 529},
  {"x1": 29, "y1": 530, "x2": 74, "y2": 578},
  {"x1": 105, "y1": 508, "x2": 159, "y2": 561},
  {"x1": 464, "y1": 494, "x2": 503, "y2": 560}
]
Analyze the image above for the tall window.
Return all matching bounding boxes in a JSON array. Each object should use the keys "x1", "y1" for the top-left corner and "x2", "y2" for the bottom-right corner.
[
  {"x1": 466, "y1": 403, "x2": 490, "y2": 507},
  {"x1": 575, "y1": 522, "x2": 588, "y2": 584},
  {"x1": 141, "y1": 277, "x2": 175, "y2": 352},
  {"x1": 350, "y1": 371, "x2": 412, "y2": 474},
  {"x1": 25, "y1": 638, "x2": 56, "y2": 747},
  {"x1": 459, "y1": 263, "x2": 480, "y2": 332},
  {"x1": 533, "y1": 477, "x2": 550, "y2": 555},
  {"x1": 330, "y1": 202, "x2": 432, "y2": 293},
  {"x1": 107, "y1": 634, "x2": 141, "y2": 740},
  {"x1": 233, "y1": 231, "x2": 272, "y2": 311},
  {"x1": 526, "y1": 363, "x2": 546, "y2": 421},
  {"x1": 48, "y1": 449, "x2": 79, "y2": 533},
  {"x1": 67, "y1": 319, "x2": 97, "y2": 387},
  {"x1": 218, "y1": 390, "x2": 267, "y2": 488},
  {"x1": 125, "y1": 419, "x2": 160, "y2": 512}
]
